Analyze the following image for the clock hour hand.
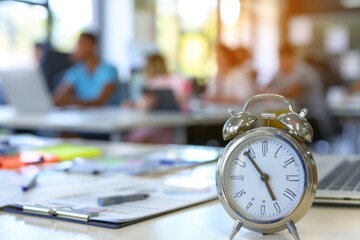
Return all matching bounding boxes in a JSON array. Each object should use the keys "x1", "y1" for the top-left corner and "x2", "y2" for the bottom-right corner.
[
  {"x1": 244, "y1": 150, "x2": 277, "y2": 201},
  {"x1": 262, "y1": 174, "x2": 276, "y2": 201}
]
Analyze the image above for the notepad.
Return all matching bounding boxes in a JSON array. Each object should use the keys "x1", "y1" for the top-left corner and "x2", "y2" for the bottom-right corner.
[{"x1": 33, "y1": 144, "x2": 102, "y2": 161}]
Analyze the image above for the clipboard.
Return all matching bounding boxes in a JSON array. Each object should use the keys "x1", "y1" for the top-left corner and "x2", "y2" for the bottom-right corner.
[
  {"x1": 2, "y1": 198, "x2": 216, "y2": 229},
  {"x1": 0, "y1": 163, "x2": 217, "y2": 229}
]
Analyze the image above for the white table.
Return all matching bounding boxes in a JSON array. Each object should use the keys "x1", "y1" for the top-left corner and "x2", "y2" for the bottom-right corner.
[
  {"x1": 0, "y1": 139, "x2": 359, "y2": 240},
  {"x1": 0, "y1": 106, "x2": 231, "y2": 143},
  {"x1": 1, "y1": 200, "x2": 359, "y2": 240}
]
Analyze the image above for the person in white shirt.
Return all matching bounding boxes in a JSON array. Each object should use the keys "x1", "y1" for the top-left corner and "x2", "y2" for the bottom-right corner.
[
  {"x1": 206, "y1": 44, "x2": 256, "y2": 104},
  {"x1": 263, "y1": 45, "x2": 331, "y2": 139}
]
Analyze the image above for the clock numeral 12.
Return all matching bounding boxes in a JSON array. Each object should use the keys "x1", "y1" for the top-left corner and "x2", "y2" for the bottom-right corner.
[
  {"x1": 262, "y1": 141, "x2": 268, "y2": 156},
  {"x1": 283, "y1": 188, "x2": 296, "y2": 201}
]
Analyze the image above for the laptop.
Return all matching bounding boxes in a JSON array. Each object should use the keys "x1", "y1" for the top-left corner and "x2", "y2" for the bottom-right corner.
[
  {"x1": 0, "y1": 68, "x2": 54, "y2": 113},
  {"x1": 315, "y1": 155, "x2": 360, "y2": 205},
  {"x1": 143, "y1": 88, "x2": 180, "y2": 112}
]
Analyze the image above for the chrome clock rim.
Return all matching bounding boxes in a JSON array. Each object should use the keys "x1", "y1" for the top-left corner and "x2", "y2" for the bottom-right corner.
[{"x1": 216, "y1": 127, "x2": 317, "y2": 233}]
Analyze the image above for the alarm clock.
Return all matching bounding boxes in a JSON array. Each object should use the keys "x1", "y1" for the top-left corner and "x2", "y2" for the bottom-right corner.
[{"x1": 216, "y1": 94, "x2": 317, "y2": 240}]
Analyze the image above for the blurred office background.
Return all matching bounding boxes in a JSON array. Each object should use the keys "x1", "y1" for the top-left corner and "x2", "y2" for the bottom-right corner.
[{"x1": 1, "y1": 0, "x2": 360, "y2": 153}]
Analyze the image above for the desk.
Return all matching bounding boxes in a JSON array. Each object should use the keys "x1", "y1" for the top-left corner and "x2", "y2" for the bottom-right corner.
[
  {"x1": 0, "y1": 106, "x2": 230, "y2": 143},
  {"x1": 1, "y1": 200, "x2": 359, "y2": 240},
  {"x1": 0, "y1": 139, "x2": 359, "y2": 239}
]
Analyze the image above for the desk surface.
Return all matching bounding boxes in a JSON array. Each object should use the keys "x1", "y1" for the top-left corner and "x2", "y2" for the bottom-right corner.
[
  {"x1": 0, "y1": 138, "x2": 359, "y2": 239},
  {"x1": 0, "y1": 106, "x2": 230, "y2": 133},
  {"x1": 0, "y1": 140, "x2": 360, "y2": 240},
  {"x1": 1, "y1": 200, "x2": 359, "y2": 240}
]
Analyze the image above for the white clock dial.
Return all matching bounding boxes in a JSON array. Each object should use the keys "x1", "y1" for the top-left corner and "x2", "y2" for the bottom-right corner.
[{"x1": 226, "y1": 136, "x2": 305, "y2": 221}]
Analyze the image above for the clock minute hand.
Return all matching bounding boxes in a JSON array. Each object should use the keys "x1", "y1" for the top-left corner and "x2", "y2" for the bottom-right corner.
[
  {"x1": 244, "y1": 150, "x2": 277, "y2": 201},
  {"x1": 244, "y1": 150, "x2": 264, "y2": 176}
]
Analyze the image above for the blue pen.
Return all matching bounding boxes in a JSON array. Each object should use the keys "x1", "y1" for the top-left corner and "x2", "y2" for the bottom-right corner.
[{"x1": 21, "y1": 174, "x2": 39, "y2": 192}]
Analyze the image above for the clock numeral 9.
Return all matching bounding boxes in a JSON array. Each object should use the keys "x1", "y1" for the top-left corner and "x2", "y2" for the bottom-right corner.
[{"x1": 230, "y1": 175, "x2": 244, "y2": 181}]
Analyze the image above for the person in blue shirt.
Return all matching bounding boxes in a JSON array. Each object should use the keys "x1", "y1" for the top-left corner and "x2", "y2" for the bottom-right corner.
[{"x1": 54, "y1": 32, "x2": 120, "y2": 107}]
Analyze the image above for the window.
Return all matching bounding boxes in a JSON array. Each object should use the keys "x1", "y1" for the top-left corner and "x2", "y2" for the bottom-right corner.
[
  {"x1": 49, "y1": 0, "x2": 95, "y2": 52},
  {"x1": 0, "y1": 1, "x2": 48, "y2": 68}
]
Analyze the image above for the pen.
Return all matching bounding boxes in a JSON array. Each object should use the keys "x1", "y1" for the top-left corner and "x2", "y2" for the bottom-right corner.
[
  {"x1": 21, "y1": 173, "x2": 39, "y2": 192},
  {"x1": 97, "y1": 193, "x2": 149, "y2": 206}
]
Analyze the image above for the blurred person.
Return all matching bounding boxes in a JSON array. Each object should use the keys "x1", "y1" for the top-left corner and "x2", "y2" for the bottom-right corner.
[
  {"x1": 349, "y1": 79, "x2": 360, "y2": 94},
  {"x1": 137, "y1": 54, "x2": 191, "y2": 111},
  {"x1": 33, "y1": 42, "x2": 73, "y2": 92},
  {"x1": 123, "y1": 53, "x2": 191, "y2": 144},
  {"x1": 125, "y1": 53, "x2": 191, "y2": 111},
  {"x1": 205, "y1": 44, "x2": 256, "y2": 104},
  {"x1": 263, "y1": 45, "x2": 332, "y2": 139},
  {"x1": 54, "y1": 32, "x2": 120, "y2": 107}
]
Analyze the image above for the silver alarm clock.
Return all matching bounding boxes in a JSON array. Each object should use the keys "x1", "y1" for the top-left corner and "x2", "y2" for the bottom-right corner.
[{"x1": 216, "y1": 94, "x2": 317, "y2": 240}]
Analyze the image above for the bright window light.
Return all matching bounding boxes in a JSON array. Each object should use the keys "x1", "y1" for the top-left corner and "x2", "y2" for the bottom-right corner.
[
  {"x1": 220, "y1": 0, "x2": 241, "y2": 25},
  {"x1": 178, "y1": 0, "x2": 209, "y2": 29}
]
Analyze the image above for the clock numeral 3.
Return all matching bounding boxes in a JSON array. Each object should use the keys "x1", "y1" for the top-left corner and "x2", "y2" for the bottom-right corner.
[
  {"x1": 262, "y1": 141, "x2": 268, "y2": 156},
  {"x1": 286, "y1": 174, "x2": 300, "y2": 182},
  {"x1": 245, "y1": 201, "x2": 253, "y2": 211},
  {"x1": 235, "y1": 158, "x2": 246, "y2": 168},
  {"x1": 234, "y1": 190, "x2": 246, "y2": 198},
  {"x1": 261, "y1": 204, "x2": 265, "y2": 215},
  {"x1": 273, "y1": 202, "x2": 281, "y2": 213},
  {"x1": 283, "y1": 157, "x2": 295, "y2": 168},
  {"x1": 283, "y1": 188, "x2": 296, "y2": 201}
]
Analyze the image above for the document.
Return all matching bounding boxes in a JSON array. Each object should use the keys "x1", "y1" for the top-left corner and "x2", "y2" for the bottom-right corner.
[{"x1": 1, "y1": 165, "x2": 217, "y2": 227}]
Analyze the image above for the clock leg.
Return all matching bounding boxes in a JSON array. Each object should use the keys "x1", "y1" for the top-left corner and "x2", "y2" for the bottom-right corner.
[
  {"x1": 285, "y1": 221, "x2": 300, "y2": 240},
  {"x1": 229, "y1": 220, "x2": 243, "y2": 240}
]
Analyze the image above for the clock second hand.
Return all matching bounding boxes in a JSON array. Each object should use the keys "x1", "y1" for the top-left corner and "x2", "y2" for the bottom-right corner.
[{"x1": 244, "y1": 150, "x2": 277, "y2": 201}]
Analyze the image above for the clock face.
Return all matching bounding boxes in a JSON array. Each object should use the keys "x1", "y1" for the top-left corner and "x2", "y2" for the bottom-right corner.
[{"x1": 224, "y1": 135, "x2": 306, "y2": 222}]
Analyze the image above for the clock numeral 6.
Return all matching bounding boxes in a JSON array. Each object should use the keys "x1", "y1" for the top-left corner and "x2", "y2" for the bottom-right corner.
[{"x1": 261, "y1": 204, "x2": 265, "y2": 215}]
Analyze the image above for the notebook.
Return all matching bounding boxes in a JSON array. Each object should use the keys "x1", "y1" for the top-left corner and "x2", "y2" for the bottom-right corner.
[
  {"x1": 31, "y1": 144, "x2": 102, "y2": 161},
  {"x1": 315, "y1": 155, "x2": 360, "y2": 205}
]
